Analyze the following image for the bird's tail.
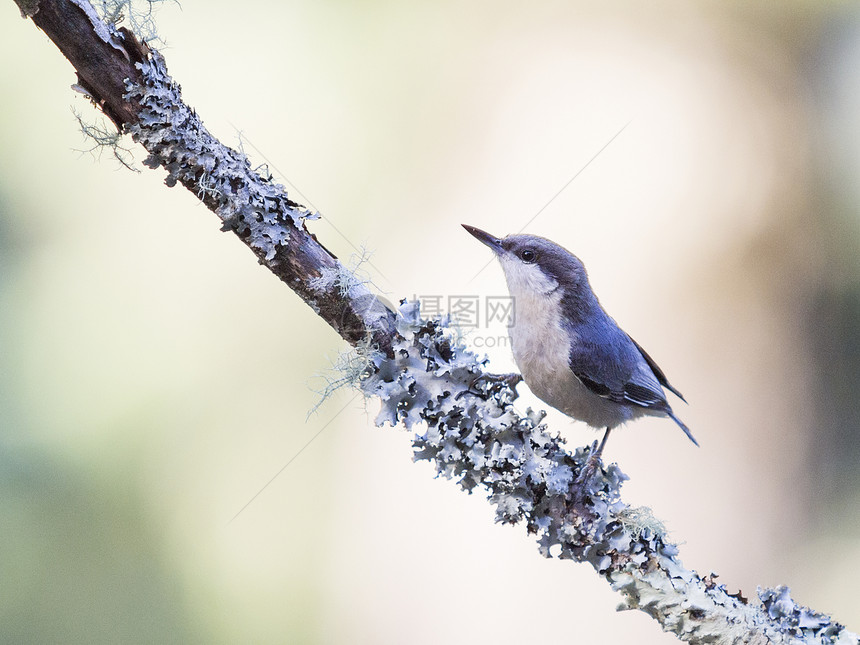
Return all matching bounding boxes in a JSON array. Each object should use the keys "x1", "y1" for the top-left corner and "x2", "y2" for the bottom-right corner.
[{"x1": 668, "y1": 411, "x2": 698, "y2": 447}]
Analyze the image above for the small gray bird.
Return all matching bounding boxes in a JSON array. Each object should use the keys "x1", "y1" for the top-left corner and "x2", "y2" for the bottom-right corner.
[{"x1": 463, "y1": 224, "x2": 696, "y2": 455}]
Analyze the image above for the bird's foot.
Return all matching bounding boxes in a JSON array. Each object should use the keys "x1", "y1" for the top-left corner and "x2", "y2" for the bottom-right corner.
[
  {"x1": 574, "y1": 440, "x2": 603, "y2": 490},
  {"x1": 571, "y1": 429, "x2": 612, "y2": 516},
  {"x1": 482, "y1": 372, "x2": 523, "y2": 388}
]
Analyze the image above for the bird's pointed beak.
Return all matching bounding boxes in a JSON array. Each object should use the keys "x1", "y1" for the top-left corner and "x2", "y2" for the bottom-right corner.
[{"x1": 462, "y1": 224, "x2": 503, "y2": 253}]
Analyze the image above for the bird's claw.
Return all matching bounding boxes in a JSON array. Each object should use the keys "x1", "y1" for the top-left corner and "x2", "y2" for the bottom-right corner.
[
  {"x1": 484, "y1": 372, "x2": 523, "y2": 388},
  {"x1": 572, "y1": 433, "x2": 610, "y2": 512},
  {"x1": 575, "y1": 448, "x2": 603, "y2": 490},
  {"x1": 456, "y1": 372, "x2": 523, "y2": 400}
]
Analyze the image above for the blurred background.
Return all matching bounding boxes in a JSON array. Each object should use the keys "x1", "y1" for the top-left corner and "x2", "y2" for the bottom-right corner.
[{"x1": 1, "y1": 0, "x2": 859, "y2": 642}]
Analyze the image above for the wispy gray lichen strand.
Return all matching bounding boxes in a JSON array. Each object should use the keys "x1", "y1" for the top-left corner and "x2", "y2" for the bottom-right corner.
[
  {"x1": 361, "y1": 302, "x2": 858, "y2": 645},
  {"x1": 124, "y1": 51, "x2": 317, "y2": 262}
]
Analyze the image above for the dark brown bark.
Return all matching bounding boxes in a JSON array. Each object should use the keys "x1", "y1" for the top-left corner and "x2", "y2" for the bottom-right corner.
[{"x1": 22, "y1": 0, "x2": 145, "y2": 126}]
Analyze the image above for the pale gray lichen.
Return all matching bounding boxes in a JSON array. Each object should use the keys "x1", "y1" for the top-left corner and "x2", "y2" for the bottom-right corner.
[
  {"x1": 195, "y1": 170, "x2": 223, "y2": 201},
  {"x1": 124, "y1": 50, "x2": 319, "y2": 262},
  {"x1": 759, "y1": 587, "x2": 853, "y2": 642},
  {"x1": 357, "y1": 300, "x2": 858, "y2": 645},
  {"x1": 309, "y1": 266, "x2": 354, "y2": 297},
  {"x1": 72, "y1": 0, "x2": 126, "y2": 50},
  {"x1": 73, "y1": 108, "x2": 138, "y2": 171},
  {"x1": 309, "y1": 247, "x2": 374, "y2": 298},
  {"x1": 617, "y1": 505, "x2": 667, "y2": 541},
  {"x1": 309, "y1": 335, "x2": 383, "y2": 417},
  {"x1": 94, "y1": 0, "x2": 176, "y2": 44}
]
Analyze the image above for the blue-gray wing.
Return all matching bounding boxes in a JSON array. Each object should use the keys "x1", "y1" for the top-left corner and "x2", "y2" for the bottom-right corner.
[
  {"x1": 567, "y1": 319, "x2": 697, "y2": 445},
  {"x1": 567, "y1": 322, "x2": 671, "y2": 414},
  {"x1": 628, "y1": 336, "x2": 686, "y2": 402}
]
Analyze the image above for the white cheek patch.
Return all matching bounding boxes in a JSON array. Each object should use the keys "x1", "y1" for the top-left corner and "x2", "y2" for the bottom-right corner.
[{"x1": 498, "y1": 256, "x2": 558, "y2": 296}]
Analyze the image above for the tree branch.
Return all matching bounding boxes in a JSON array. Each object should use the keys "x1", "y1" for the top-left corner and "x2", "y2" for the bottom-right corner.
[
  {"x1": 16, "y1": 0, "x2": 397, "y2": 355},
  {"x1": 14, "y1": 1, "x2": 858, "y2": 643}
]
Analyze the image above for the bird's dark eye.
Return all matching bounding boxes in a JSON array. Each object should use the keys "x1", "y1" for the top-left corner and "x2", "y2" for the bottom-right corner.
[{"x1": 520, "y1": 249, "x2": 537, "y2": 263}]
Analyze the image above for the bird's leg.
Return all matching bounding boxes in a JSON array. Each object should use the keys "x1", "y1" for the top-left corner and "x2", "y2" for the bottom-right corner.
[
  {"x1": 483, "y1": 372, "x2": 523, "y2": 388},
  {"x1": 575, "y1": 428, "x2": 611, "y2": 490},
  {"x1": 592, "y1": 427, "x2": 611, "y2": 462}
]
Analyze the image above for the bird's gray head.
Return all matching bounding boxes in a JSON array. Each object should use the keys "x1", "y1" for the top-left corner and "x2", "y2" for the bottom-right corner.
[{"x1": 463, "y1": 224, "x2": 592, "y2": 301}]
